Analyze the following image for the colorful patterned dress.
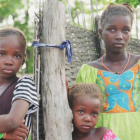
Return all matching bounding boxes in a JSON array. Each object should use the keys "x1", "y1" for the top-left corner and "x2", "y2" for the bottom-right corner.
[
  {"x1": 76, "y1": 60, "x2": 140, "y2": 140},
  {"x1": 103, "y1": 130, "x2": 120, "y2": 140}
]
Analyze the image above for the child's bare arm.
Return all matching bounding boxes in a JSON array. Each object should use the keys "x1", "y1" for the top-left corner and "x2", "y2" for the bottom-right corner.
[{"x1": 0, "y1": 99, "x2": 29, "y2": 132}]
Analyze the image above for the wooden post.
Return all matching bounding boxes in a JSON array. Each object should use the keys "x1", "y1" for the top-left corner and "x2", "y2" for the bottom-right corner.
[{"x1": 40, "y1": 0, "x2": 72, "y2": 140}]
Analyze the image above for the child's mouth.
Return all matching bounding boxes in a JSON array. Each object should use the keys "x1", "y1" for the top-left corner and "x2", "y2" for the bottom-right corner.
[
  {"x1": 81, "y1": 125, "x2": 91, "y2": 129},
  {"x1": 3, "y1": 69, "x2": 13, "y2": 74},
  {"x1": 114, "y1": 43, "x2": 123, "y2": 47}
]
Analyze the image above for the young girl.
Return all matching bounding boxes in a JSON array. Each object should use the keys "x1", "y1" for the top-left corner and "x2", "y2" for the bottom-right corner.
[
  {"x1": 68, "y1": 83, "x2": 120, "y2": 140},
  {"x1": 76, "y1": 3, "x2": 140, "y2": 140},
  {"x1": 0, "y1": 27, "x2": 38, "y2": 139}
]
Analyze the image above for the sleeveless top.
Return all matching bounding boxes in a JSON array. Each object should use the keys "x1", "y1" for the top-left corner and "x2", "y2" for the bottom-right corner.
[{"x1": 0, "y1": 78, "x2": 18, "y2": 115}]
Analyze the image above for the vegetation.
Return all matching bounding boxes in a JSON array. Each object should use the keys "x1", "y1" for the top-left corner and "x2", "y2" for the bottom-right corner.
[{"x1": 115, "y1": 0, "x2": 140, "y2": 8}]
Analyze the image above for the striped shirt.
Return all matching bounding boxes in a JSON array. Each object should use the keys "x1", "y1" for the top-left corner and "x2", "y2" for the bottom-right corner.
[{"x1": 12, "y1": 76, "x2": 39, "y2": 140}]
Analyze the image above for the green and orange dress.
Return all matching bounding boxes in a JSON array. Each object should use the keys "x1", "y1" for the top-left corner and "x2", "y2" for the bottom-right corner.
[{"x1": 76, "y1": 60, "x2": 140, "y2": 140}]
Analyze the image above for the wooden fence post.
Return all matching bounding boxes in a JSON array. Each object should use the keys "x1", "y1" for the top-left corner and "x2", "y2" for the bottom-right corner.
[{"x1": 40, "y1": 0, "x2": 72, "y2": 140}]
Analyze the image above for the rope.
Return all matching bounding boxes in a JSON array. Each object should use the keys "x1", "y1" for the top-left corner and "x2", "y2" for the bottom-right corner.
[{"x1": 32, "y1": 40, "x2": 73, "y2": 62}]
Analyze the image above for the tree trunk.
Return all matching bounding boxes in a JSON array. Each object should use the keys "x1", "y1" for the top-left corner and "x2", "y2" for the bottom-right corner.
[{"x1": 40, "y1": 0, "x2": 73, "y2": 140}]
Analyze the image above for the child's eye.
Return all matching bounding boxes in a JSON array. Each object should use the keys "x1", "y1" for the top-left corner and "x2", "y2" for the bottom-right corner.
[
  {"x1": 92, "y1": 112, "x2": 98, "y2": 116},
  {"x1": 0, "y1": 53, "x2": 5, "y2": 57},
  {"x1": 78, "y1": 110, "x2": 84, "y2": 114},
  {"x1": 15, "y1": 54, "x2": 21, "y2": 58},
  {"x1": 108, "y1": 28, "x2": 115, "y2": 32},
  {"x1": 123, "y1": 29, "x2": 130, "y2": 33}
]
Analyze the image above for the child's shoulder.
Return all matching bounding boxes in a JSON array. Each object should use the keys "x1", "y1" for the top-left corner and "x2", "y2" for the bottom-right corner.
[
  {"x1": 95, "y1": 127, "x2": 109, "y2": 132},
  {"x1": 94, "y1": 127, "x2": 110, "y2": 138},
  {"x1": 87, "y1": 58, "x2": 102, "y2": 69},
  {"x1": 95, "y1": 127, "x2": 120, "y2": 140},
  {"x1": 130, "y1": 53, "x2": 140, "y2": 61},
  {"x1": 16, "y1": 76, "x2": 35, "y2": 87}
]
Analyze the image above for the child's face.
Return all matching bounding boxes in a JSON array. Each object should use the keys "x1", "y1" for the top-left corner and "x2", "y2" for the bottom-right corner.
[
  {"x1": 100, "y1": 15, "x2": 131, "y2": 53},
  {"x1": 0, "y1": 35, "x2": 25, "y2": 78},
  {"x1": 72, "y1": 95, "x2": 100, "y2": 134}
]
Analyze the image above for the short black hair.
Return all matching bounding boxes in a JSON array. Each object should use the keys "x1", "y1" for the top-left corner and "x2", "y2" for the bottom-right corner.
[
  {"x1": 68, "y1": 83, "x2": 103, "y2": 110},
  {"x1": 0, "y1": 27, "x2": 27, "y2": 54}
]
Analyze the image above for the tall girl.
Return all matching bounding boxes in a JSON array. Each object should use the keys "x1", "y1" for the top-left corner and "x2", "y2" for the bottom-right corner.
[
  {"x1": 0, "y1": 27, "x2": 38, "y2": 139},
  {"x1": 76, "y1": 3, "x2": 140, "y2": 140},
  {"x1": 68, "y1": 83, "x2": 120, "y2": 140}
]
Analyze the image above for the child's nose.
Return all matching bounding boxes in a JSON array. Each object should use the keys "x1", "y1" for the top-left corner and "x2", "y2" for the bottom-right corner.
[
  {"x1": 4, "y1": 57, "x2": 13, "y2": 65},
  {"x1": 84, "y1": 115, "x2": 91, "y2": 122},
  {"x1": 115, "y1": 31, "x2": 123, "y2": 40}
]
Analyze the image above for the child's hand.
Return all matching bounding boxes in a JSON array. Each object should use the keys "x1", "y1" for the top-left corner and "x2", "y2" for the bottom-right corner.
[{"x1": 4, "y1": 121, "x2": 29, "y2": 140}]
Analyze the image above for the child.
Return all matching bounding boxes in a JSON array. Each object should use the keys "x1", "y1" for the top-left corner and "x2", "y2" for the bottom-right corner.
[
  {"x1": 0, "y1": 27, "x2": 38, "y2": 139},
  {"x1": 76, "y1": 3, "x2": 140, "y2": 140},
  {"x1": 68, "y1": 83, "x2": 120, "y2": 140}
]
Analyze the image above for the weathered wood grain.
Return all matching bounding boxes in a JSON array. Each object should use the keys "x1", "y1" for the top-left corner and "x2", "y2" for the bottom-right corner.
[{"x1": 40, "y1": 0, "x2": 73, "y2": 140}]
